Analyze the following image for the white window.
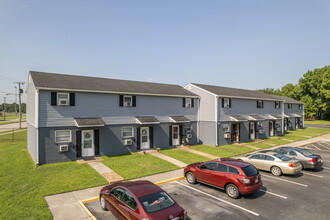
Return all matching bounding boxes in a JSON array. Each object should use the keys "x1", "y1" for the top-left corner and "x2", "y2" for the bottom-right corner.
[
  {"x1": 257, "y1": 100, "x2": 263, "y2": 108},
  {"x1": 55, "y1": 130, "x2": 71, "y2": 143},
  {"x1": 223, "y1": 123, "x2": 230, "y2": 132},
  {"x1": 288, "y1": 103, "x2": 292, "y2": 109},
  {"x1": 275, "y1": 101, "x2": 280, "y2": 109},
  {"x1": 124, "y1": 96, "x2": 132, "y2": 107},
  {"x1": 299, "y1": 104, "x2": 302, "y2": 109},
  {"x1": 57, "y1": 93, "x2": 69, "y2": 106},
  {"x1": 185, "y1": 98, "x2": 192, "y2": 108},
  {"x1": 122, "y1": 126, "x2": 133, "y2": 138},
  {"x1": 223, "y1": 98, "x2": 230, "y2": 108}
]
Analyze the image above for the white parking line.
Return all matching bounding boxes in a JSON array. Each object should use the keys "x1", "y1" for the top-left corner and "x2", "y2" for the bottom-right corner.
[
  {"x1": 302, "y1": 172, "x2": 323, "y2": 178},
  {"x1": 174, "y1": 181, "x2": 260, "y2": 216},
  {"x1": 259, "y1": 189, "x2": 287, "y2": 199},
  {"x1": 311, "y1": 144, "x2": 321, "y2": 150},
  {"x1": 321, "y1": 159, "x2": 330, "y2": 163},
  {"x1": 262, "y1": 174, "x2": 308, "y2": 187}
]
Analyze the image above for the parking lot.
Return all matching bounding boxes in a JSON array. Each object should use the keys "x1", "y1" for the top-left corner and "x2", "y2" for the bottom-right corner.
[{"x1": 84, "y1": 141, "x2": 330, "y2": 220}]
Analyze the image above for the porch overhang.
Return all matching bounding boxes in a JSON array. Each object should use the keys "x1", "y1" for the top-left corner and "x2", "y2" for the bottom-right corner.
[
  {"x1": 230, "y1": 115, "x2": 248, "y2": 122},
  {"x1": 74, "y1": 117, "x2": 105, "y2": 128},
  {"x1": 135, "y1": 116, "x2": 160, "y2": 125},
  {"x1": 284, "y1": 114, "x2": 290, "y2": 118},
  {"x1": 169, "y1": 116, "x2": 190, "y2": 123},
  {"x1": 248, "y1": 115, "x2": 265, "y2": 121},
  {"x1": 269, "y1": 115, "x2": 282, "y2": 120}
]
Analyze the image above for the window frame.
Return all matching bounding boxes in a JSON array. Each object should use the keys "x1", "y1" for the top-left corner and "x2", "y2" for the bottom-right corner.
[
  {"x1": 257, "y1": 100, "x2": 263, "y2": 108},
  {"x1": 223, "y1": 98, "x2": 230, "y2": 108},
  {"x1": 55, "y1": 130, "x2": 72, "y2": 143},
  {"x1": 57, "y1": 92, "x2": 69, "y2": 106},
  {"x1": 122, "y1": 126, "x2": 134, "y2": 138},
  {"x1": 123, "y1": 95, "x2": 133, "y2": 107},
  {"x1": 185, "y1": 98, "x2": 192, "y2": 108},
  {"x1": 222, "y1": 123, "x2": 230, "y2": 133},
  {"x1": 275, "y1": 101, "x2": 280, "y2": 109}
]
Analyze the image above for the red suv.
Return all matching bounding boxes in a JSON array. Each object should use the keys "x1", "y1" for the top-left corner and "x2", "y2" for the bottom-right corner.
[{"x1": 184, "y1": 158, "x2": 263, "y2": 199}]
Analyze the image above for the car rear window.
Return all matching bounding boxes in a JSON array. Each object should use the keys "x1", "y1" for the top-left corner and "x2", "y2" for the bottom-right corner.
[
  {"x1": 274, "y1": 153, "x2": 290, "y2": 161},
  {"x1": 242, "y1": 165, "x2": 259, "y2": 177},
  {"x1": 228, "y1": 166, "x2": 240, "y2": 174},
  {"x1": 297, "y1": 149, "x2": 313, "y2": 157},
  {"x1": 139, "y1": 191, "x2": 175, "y2": 213}
]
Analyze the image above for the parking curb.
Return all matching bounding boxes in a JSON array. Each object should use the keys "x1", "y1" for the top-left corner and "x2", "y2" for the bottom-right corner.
[{"x1": 79, "y1": 176, "x2": 185, "y2": 220}]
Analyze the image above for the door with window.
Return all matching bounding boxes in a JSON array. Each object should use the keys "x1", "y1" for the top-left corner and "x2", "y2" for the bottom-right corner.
[
  {"x1": 82, "y1": 130, "x2": 94, "y2": 157},
  {"x1": 172, "y1": 125, "x2": 180, "y2": 145},
  {"x1": 295, "y1": 118, "x2": 299, "y2": 129},
  {"x1": 250, "y1": 122, "x2": 255, "y2": 140},
  {"x1": 231, "y1": 124, "x2": 239, "y2": 142},
  {"x1": 269, "y1": 121, "x2": 274, "y2": 137},
  {"x1": 284, "y1": 118, "x2": 288, "y2": 131},
  {"x1": 140, "y1": 127, "x2": 150, "y2": 150}
]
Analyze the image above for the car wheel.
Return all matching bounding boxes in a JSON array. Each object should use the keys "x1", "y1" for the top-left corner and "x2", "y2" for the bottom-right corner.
[
  {"x1": 186, "y1": 172, "x2": 197, "y2": 184},
  {"x1": 226, "y1": 183, "x2": 240, "y2": 199},
  {"x1": 100, "y1": 195, "x2": 108, "y2": 211},
  {"x1": 299, "y1": 162, "x2": 305, "y2": 170},
  {"x1": 271, "y1": 166, "x2": 282, "y2": 176}
]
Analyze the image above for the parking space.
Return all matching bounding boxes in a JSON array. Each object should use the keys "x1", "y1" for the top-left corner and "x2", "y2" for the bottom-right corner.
[{"x1": 84, "y1": 141, "x2": 330, "y2": 220}]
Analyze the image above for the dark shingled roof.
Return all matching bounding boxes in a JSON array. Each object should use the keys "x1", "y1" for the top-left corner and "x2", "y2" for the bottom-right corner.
[
  {"x1": 230, "y1": 115, "x2": 248, "y2": 121},
  {"x1": 249, "y1": 115, "x2": 265, "y2": 120},
  {"x1": 268, "y1": 95, "x2": 304, "y2": 104},
  {"x1": 135, "y1": 116, "x2": 160, "y2": 124},
  {"x1": 169, "y1": 116, "x2": 190, "y2": 123},
  {"x1": 191, "y1": 83, "x2": 280, "y2": 101},
  {"x1": 74, "y1": 117, "x2": 105, "y2": 127},
  {"x1": 30, "y1": 71, "x2": 198, "y2": 97},
  {"x1": 270, "y1": 114, "x2": 283, "y2": 119}
]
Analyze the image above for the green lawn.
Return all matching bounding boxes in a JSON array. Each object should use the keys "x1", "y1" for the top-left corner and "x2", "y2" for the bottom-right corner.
[
  {"x1": 102, "y1": 153, "x2": 179, "y2": 180},
  {"x1": 160, "y1": 149, "x2": 210, "y2": 164},
  {"x1": 305, "y1": 120, "x2": 330, "y2": 125},
  {"x1": 0, "y1": 113, "x2": 26, "y2": 121},
  {"x1": 260, "y1": 137, "x2": 292, "y2": 145},
  {"x1": 293, "y1": 127, "x2": 330, "y2": 135},
  {"x1": 0, "y1": 120, "x2": 26, "y2": 125},
  {"x1": 0, "y1": 131, "x2": 108, "y2": 219},
  {"x1": 245, "y1": 142, "x2": 273, "y2": 149},
  {"x1": 282, "y1": 133, "x2": 310, "y2": 141},
  {"x1": 190, "y1": 144, "x2": 254, "y2": 158}
]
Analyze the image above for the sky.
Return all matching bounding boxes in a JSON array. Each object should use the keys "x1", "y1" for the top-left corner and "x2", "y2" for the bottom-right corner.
[{"x1": 1, "y1": 0, "x2": 330, "y2": 103}]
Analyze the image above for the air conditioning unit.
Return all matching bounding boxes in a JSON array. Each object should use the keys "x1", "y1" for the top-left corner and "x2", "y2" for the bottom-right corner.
[
  {"x1": 186, "y1": 134, "x2": 192, "y2": 138},
  {"x1": 186, "y1": 103, "x2": 191, "y2": 108},
  {"x1": 258, "y1": 130, "x2": 264, "y2": 134},
  {"x1": 224, "y1": 133, "x2": 231, "y2": 138},
  {"x1": 58, "y1": 99, "x2": 68, "y2": 106},
  {"x1": 224, "y1": 103, "x2": 229, "y2": 108},
  {"x1": 59, "y1": 145, "x2": 68, "y2": 152},
  {"x1": 124, "y1": 139, "x2": 133, "y2": 146},
  {"x1": 124, "y1": 102, "x2": 132, "y2": 107},
  {"x1": 276, "y1": 128, "x2": 281, "y2": 131}
]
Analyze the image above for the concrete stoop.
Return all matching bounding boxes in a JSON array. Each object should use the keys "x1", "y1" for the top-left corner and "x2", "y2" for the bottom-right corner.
[
  {"x1": 76, "y1": 157, "x2": 104, "y2": 164},
  {"x1": 88, "y1": 161, "x2": 123, "y2": 183}
]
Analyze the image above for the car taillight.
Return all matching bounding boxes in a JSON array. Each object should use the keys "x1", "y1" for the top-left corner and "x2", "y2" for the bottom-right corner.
[
  {"x1": 239, "y1": 178, "x2": 250, "y2": 184},
  {"x1": 288, "y1": 163, "x2": 295, "y2": 167},
  {"x1": 309, "y1": 158, "x2": 316, "y2": 162}
]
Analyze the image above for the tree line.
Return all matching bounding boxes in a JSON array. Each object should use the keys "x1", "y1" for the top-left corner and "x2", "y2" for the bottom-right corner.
[
  {"x1": 259, "y1": 65, "x2": 330, "y2": 120},
  {"x1": 0, "y1": 103, "x2": 26, "y2": 113}
]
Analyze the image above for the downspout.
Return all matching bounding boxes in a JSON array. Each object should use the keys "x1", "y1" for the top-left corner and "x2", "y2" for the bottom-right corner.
[
  {"x1": 215, "y1": 96, "x2": 219, "y2": 146},
  {"x1": 197, "y1": 97, "x2": 200, "y2": 143},
  {"x1": 282, "y1": 102, "x2": 284, "y2": 135}
]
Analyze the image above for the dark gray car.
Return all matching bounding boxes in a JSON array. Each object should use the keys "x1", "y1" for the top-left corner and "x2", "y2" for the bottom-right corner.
[{"x1": 272, "y1": 147, "x2": 323, "y2": 169}]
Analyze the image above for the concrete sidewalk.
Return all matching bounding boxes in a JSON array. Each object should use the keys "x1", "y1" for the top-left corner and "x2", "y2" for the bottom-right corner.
[
  {"x1": 45, "y1": 133, "x2": 330, "y2": 220},
  {"x1": 0, "y1": 121, "x2": 27, "y2": 133}
]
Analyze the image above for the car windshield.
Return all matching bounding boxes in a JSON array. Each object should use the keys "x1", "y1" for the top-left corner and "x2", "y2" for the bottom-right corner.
[
  {"x1": 274, "y1": 154, "x2": 290, "y2": 161},
  {"x1": 297, "y1": 149, "x2": 313, "y2": 157},
  {"x1": 138, "y1": 191, "x2": 175, "y2": 213},
  {"x1": 242, "y1": 165, "x2": 259, "y2": 177}
]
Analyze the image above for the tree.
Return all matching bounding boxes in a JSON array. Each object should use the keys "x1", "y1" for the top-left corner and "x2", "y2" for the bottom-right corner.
[{"x1": 258, "y1": 88, "x2": 282, "y2": 96}]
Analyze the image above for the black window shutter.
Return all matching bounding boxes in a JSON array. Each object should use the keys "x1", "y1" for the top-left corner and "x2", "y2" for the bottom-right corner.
[
  {"x1": 238, "y1": 124, "x2": 241, "y2": 142},
  {"x1": 279, "y1": 102, "x2": 281, "y2": 109},
  {"x1": 136, "y1": 127, "x2": 140, "y2": 150},
  {"x1": 51, "y1": 92, "x2": 57, "y2": 106},
  {"x1": 179, "y1": 125, "x2": 183, "y2": 144},
  {"x1": 76, "y1": 130, "x2": 82, "y2": 158},
  {"x1": 70, "y1": 93, "x2": 75, "y2": 106},
  {"x1": 94, "y1": 129, "x2": 99, "y2": 155},
  {"x1": 229, "y1": 99, "x2": 231, "y2": 108},
  {"x1": 182, "y1": 98, "x2": 186, "y2": 108},
  {"x1": 262, "y1": 101, "x2": 264, "y2": 108},
  {"x1": 119, "y1": 95, "x2": 124, "y2": 107},
  {"x1": 249, "y1": 123, "x2": 251, "y2": 139},
  {"x1": 132, "y1": 96, "x2": 136, "y2": 107},
  {"x1": 149, "y1": 126, "x2": 153, "y2": 149},
  {"x1": 275, "y1": 102, "x2": 277, "y2": 108},
  {"x1": 191, "y1": 98, "x2": 194, "y2": 108},
  {"x1": 222, "y1": 98, "x2": 224, "y2": 108},
  {"x1": 169, "y1": 125, "x2": 172, "y2": 145},
  {"x1": 255, "y1": 122, "x2": 258, "y2": 139},
  {"x1": 256, "y1": 100, "x2": 258, "y2": 108}
]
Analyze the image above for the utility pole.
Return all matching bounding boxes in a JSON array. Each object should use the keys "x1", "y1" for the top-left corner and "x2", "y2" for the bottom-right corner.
[
  {"x1": 14, "y1": 81, "x2": 25, "y2": 129},
  {"x1": 15, "y1": 86, "x2": 17, "y2": 115},
  {"x1": 3, "y1": 97, "x2": 6, "y2": 121}
]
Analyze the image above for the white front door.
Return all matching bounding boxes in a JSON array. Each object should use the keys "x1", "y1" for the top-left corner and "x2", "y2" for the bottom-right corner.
[
  {"x1": 295, "y1": 118, "x2": 299, "y2": 129},
  {"x1": 269, "y1": 121, "x2": 274, "y2": 137},
  {"x1": 284, "y1": 119, "x2": 288, "y2": 131},
  {"x1": 250, "y1": 122, "x2": 255, "y2": 140},
  {"x1": 140, "y1": 127, "x2": 150, "y2": 150},
  {"x1": 82, "y1": 130, "x2": 94, "y2": 157},
  {"x1": 172, "y1": 125, "x2": 180, "y2": 145}
]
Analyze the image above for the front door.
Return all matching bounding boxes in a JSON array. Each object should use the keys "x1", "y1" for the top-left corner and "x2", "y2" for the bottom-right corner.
[
  {"x1": 140, "y1": 127, "x2": 150, "y2": 150},
  {"x1": 232, "y1": 124, "x2": 239, "y2": 142},
  {"x1": 295, "y1": 118, "x2": 299, "y2": 129},
  {"x1": 269, "y1": 121, "x2": 274, "y2": 137},
  {"x1": 82, "y1": 130, "x2": 94, "y2": 157},
  {"x1": 250, "y1": 122, "x2": 255, "y2": 140},
  {"x1": 284, "y1": 118, "x2": 288, "y2": 131},
  {"x1": 172, "y1": 125, "x2": 180, "y2": 145}
]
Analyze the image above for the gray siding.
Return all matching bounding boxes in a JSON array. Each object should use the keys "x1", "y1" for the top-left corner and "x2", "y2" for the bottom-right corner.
[
  {"x1": 198, "y1": 121, "x2": 217, "y2": 146},
  {"x1": 284, "y1": 103, "x2": 304, "y2": 115},
  {"x1": 27, "y1": 78, "x2": 36, "y2": 127},
  {"x1": 219, "y1": 98, "x2": 283, "y2": 121},
  {"x1": 38, "y1": 122, "x2": 198, "y2": 164},
  {"x1": 38, "y1": 91, "x2": 198, "y2": 127},
  {"x1": 27, "y1": 124, "x2": 38, "y2": 164}
]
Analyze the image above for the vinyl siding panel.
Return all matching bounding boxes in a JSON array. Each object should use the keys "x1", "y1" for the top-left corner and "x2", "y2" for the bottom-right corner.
[
  {"x1": 27, "y1": 124, "x2": 38, "y2": 164},
  {"x1": 27, "y1": 80, "x2": 36, "y2": 127},
  {"x1": 38, "y1": 91, "x2": 198, "y2": 127}
]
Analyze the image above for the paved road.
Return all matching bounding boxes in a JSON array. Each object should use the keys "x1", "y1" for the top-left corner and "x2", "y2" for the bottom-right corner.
[
  {"x1": 0, "y1": 121, "x2": 27, "y2": 133},
  {"x1": 305, "y1": 124, "x2": 330, "y2": 129}
]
